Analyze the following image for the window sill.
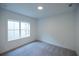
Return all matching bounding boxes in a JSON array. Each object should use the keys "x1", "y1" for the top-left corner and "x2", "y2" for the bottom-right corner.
[{"x1": 8, "y1": 36, "x2": 30, "y2": 41}]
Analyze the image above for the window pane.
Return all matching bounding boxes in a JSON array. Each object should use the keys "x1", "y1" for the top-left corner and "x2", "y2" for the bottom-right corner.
[
  {"x1": 21, "y1": 22, "x2": 30, "y2": 38},
  {"x1": 21, "y1": 22, "x2": 29, "y2": 29},
  {"x1": 21, "y1": 22, "x2": 26, "y2": 29},
  {"x1": 8, "y1": 21, "x2": 19, "y2": 30},
  {"x1": 14, "y1": 22, "x2": 19, "y2": 29},
  {"x1": 21, "y1": 30, "x2": 26, "y2": 38},
  {"x1": 8, "y1": 20, "x2": 20, "y2": 41},
  {"x1": 8, "y1": 21, "x2": 14, "y2": 30},
  {"x1": 27, "y1": 23, "x2": 30, "y2": 36},
  {"x1": 14, "y1": 30, "x2": 19, "y2": 39},
  {"x1": 8, "y1": 31, "x2": 15, "y2": 41},
  {"x1": 8, "y1": 30, "x2": 19, "y2": 41},
  {"x1": 21, "y1": 30, "x2": 30, "y2": 38},
  {"x1": 28, "y1": 23, "x2": 30, "y2": 30}
]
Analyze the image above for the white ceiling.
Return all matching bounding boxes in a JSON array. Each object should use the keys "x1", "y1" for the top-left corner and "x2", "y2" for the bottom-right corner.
[{"x1": 0, "y1": 3, "x2": 77, "y2": 19}]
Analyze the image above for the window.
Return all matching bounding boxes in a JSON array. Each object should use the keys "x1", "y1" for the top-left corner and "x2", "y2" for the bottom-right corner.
[
  {"x1": 21, "y1": 22, "x2": 30, "y2": 38},
  {"x1": 8, "y1": 20, "x2": 30, "y2": 41}
]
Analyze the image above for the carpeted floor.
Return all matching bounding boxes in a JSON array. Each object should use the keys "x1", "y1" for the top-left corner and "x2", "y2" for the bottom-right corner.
[{"x1": 1, "y1": 41, "x2": 77, "y2": 56}]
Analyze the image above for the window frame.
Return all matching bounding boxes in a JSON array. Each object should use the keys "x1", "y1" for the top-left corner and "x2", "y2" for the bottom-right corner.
[{"x1": 8, "y1": 19, "x2": 30, "y2": 41}]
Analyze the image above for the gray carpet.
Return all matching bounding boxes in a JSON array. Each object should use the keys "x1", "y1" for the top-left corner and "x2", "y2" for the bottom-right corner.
[{"x1": 1, "y1": 41, "x2": 77, "y2": 56}]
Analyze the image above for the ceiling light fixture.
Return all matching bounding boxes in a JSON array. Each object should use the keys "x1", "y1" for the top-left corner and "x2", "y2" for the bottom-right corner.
[{"x1": 37, "y1": 6, "x2": 43, "y2": 10}]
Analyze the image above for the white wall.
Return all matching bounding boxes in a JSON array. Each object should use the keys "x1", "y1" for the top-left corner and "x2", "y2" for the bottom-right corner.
[
  {"x1": 37, "y1": 11, "x2": 75, "y2": 50},
  {"x1": 0, "y1": 8, "x2": 37, "y2": 54},
  {"x1": 76, "y1": 6, "x2": 79, "y2": 55}
]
